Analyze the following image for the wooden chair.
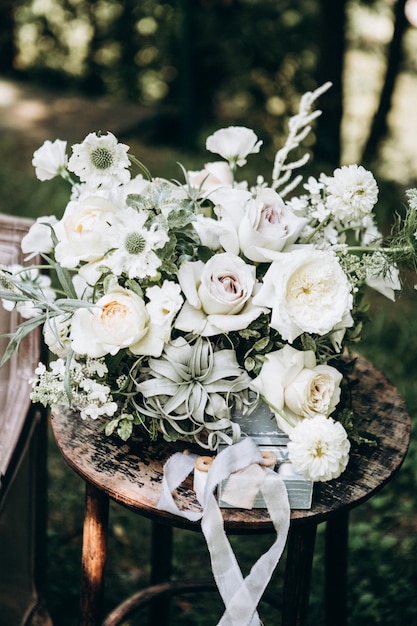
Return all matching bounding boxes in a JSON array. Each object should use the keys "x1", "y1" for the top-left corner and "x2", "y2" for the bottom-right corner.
[{"x1": 0, "y1": 214, "x2": 51, "y2": 626}]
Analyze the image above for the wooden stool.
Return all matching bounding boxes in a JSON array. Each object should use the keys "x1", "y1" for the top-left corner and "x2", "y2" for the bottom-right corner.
[{"x1": 50, "y1": 355, "x2": 411, "y2": 626}]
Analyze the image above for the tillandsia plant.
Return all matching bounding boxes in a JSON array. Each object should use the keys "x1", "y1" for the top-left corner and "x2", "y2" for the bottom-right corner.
[{"x1": 1, "y1": 82, "x2": 416, "y2": 483}]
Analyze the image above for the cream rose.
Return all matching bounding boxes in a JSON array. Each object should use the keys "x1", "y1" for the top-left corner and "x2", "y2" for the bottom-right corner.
[
  {"x1": 253, "y1": 248, "x2": 353, "y2": 343},
  {"x1": 250, "y1": 345, "x2": 343, "y2": 433},
  {"x1": 54, "y1": 195, "x2": 118, "y2": 269},
  {"x1": 174, "y1": 252, "x2": 266, "y2": 336},
  {"x1": 70, "y1": 288, "x2": 149, "y2": 358}
]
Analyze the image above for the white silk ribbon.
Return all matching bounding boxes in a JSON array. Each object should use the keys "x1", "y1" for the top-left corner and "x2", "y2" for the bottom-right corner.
[{"x1": 158, "y1": 438, "x2": 291, "y2": 626}]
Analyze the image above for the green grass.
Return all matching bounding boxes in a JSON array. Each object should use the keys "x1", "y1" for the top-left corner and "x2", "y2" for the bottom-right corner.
[{"x1": 1, "y1": 113, "x2": 417, "y2": 626}]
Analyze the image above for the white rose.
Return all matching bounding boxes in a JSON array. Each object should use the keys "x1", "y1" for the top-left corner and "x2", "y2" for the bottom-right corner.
[
  {"x1": 238, "y1": 188, "x2": 307, "y2": 262},
  {"x1": 253, "y1": 248, "x2": 353, "y2": 342},
  {"x1": 32, "y1": 139, "x2": 68, "y2": 181},
  {"x1": 206, "y1": 126, "x2": 262, "y2": 167},
  {"x1": 70, "y1": 288, "x2": 150, "y2": 358},
  {"x1": 174, "y1": 253, "x2": 266, "y2": 336},
  {"x1": 211, "y1": 188, "x2": 253, "y2": 255},
  {"x1": 250, "y1": 345, "x2": 342, "y2": 433},
  {"x1": 54, "y1": 196, "x2": 118, "y2": 269}
]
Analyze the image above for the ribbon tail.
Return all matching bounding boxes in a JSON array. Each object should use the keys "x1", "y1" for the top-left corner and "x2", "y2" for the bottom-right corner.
[
  {"x1": 217, "y1": 470, "x2": 290, "y2": 625},
  {"x1": 157, "y1": 451, "x2": 202, "y2": 522}
]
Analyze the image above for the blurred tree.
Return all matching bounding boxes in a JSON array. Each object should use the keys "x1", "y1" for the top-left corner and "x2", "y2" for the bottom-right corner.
[
  {"x1": 361, "y1": 0, "x2": 409, "y2": 163},
  {"x1": 0, "y1": 0, "x2": 17, "y2": 75},
  {"x1": 314, "y1": 0, "x2": 348, "y2": 166}
]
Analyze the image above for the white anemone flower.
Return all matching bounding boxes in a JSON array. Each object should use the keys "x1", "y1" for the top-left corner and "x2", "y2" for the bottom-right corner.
[
  {"x1": 103, "y1": 207, "x2": 169, "y2": 279},
  {"x1": 206, "y1": 126, "x2": 262, "y2": 168},
  {"x1": 32, "y1": 139, "x2": 68, "y2": 181},
  {"x1": 287, "y1": 414, "x2": 350, "y2": 482},
  {"x1": 68, "y1": 132, "x2": 131, "y2": 189}
]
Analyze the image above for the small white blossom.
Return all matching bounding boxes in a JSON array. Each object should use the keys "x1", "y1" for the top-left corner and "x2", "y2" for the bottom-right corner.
[
  {"x1": 206, "y1": 126, "x2": 262, "y2": 168},
  {"x1": 68, "y1": 132, "x2": 131, "y2": 189},
  {"x1": 21, "y1": 216, "x2": 58, "y2": 260},
  {"x1": 32, "y1": 139, "x2": 68, "y2": 181},
  {"x1": 287, "y1": 414, "x2": 350, "y2": 482}
]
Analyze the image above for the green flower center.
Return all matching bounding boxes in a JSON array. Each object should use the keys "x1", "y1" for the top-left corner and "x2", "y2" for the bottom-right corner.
[
  {"x1": 125, "y1": 232, "x2": 146, "y2": 255},
  {"x1": 90, "y1": 147, "x2": 114, "y2": 170}
]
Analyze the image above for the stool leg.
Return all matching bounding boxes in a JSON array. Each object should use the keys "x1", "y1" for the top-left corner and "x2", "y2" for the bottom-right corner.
[
  {"x1": 282, "y1": 523, "x2": 317, "y2": 626},
  {"x1": 325, "y1": 510, "x2": 349, "y2": 626},
  {"x1": 79, "y1": 481, "x2": 109, "y2": 626},
  {"x1": 149, "y1": 521, "x2": 173, "y2": 626}
]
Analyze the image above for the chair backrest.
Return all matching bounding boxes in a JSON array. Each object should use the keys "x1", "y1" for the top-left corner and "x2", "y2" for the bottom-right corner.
[{"x1": 0, "y1": 213, "x2": 41, "y2": 494}]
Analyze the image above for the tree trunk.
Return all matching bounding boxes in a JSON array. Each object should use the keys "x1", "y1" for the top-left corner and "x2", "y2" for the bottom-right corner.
[
  {"x1": 361, "y1": 0, "x2": 409, "y2": 164},
  {"x1": 0, "y1": 0, "x2": 16, "y2": 75},
  {"x1": 314, "y1": 0, "x2": 348, "y2": 167}
]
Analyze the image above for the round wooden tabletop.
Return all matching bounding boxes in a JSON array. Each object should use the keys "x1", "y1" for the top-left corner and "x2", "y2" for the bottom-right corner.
[{"x1": 51, "y1": 355, "x2": 411, "y2": 533}]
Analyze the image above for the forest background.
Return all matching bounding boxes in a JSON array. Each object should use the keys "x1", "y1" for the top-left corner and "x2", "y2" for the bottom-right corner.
[{"x1": 1, "y1": 1, "x2": 417, "y2": 625}]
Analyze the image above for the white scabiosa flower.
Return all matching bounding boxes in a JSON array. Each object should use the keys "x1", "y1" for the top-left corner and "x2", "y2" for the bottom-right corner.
[
  {"x1": 287, "y1": 414, "x2": 350, "y2": 482},
  {"x1": 206, "y1": 126, "x2": 262, "y2": 168},
  {"x1": 68, "y1": 132, "x2": 131, "y2": 189},
  {"x1": 32, "y1": 139, "x2": 68, "y2": 181},
  {"x1": 325, "y1": 165, "x2": 378, "y2": 225},
  {"x1": 103, "y1": 207, "x2": 169, "y2": 279}
]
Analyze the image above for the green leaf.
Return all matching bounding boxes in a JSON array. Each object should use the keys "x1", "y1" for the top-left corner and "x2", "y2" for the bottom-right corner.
[
  {"x1": 117, "y1": 418, "x2": 134, "y2": 441},
  {"x1": 42, "y1": 253, "x2": 77, "y2": 299}
]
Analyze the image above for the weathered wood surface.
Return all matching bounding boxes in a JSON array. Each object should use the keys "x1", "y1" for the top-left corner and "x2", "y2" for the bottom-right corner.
[
  {"x1": 0, "y1": 214, "x2": 41, "y2": 489},
  {"x1": 51, "y1": 355, "x2": 411, "y2": 533}
]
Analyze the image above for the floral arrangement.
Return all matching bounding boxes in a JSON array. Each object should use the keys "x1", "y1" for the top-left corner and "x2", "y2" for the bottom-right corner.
[{"x1": 1, "y1": 82, "x2": 416, "y2": 484}]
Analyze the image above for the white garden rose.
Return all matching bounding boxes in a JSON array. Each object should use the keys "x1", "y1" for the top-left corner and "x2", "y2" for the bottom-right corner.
[
  {"x1": 237, "y1": 188, "x2": 307, "y2": 262},
  {"x1": 70, "y1": 288, "x2": 150, "y2": 358},
  {"x1": 253, "y1": 248, "x2": 353, "y2": 342},
  {"x1": 54, "y1": 196, "x2": 118, "y2": 269},
  {"x1": 250, "y1": 345, "x2": 342, "y2": 433},
  {"x1": 174, "y1": 253, "x2": 266, "y2": 336},
  {"x1": 206, "y1": 126, "x2": 262, "y2": 168}
]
